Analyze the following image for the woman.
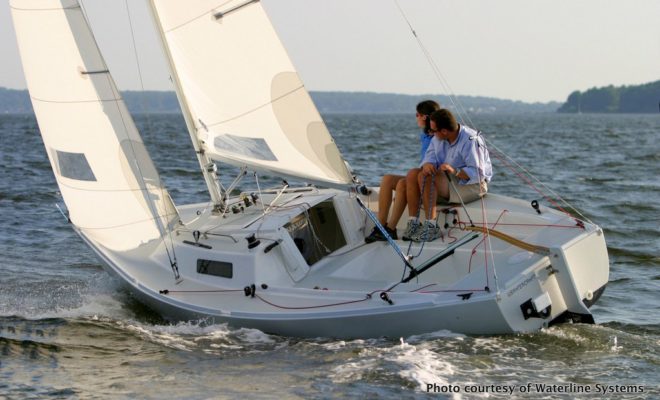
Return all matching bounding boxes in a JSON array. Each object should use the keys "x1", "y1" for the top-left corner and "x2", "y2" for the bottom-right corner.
[{"x1": 365, "y1": 99, "x2": 440, "y2": 243}]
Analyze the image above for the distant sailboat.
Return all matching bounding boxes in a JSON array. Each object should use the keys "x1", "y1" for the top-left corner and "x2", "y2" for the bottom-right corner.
[{"x1": 10, "y1": 0, "x2": 609, "y2": 338}]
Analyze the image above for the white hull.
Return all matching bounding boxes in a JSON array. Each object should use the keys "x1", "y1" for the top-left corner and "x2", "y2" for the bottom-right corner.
[
  {"x1": 79, "y1": 189, "x2": 609, "y2": 338},
  {"x1": 11, "y1": 0, "x2": 609, "y2": 339}
]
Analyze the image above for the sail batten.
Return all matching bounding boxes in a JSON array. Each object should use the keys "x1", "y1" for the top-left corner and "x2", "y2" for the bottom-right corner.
[{"x1": 150, "y1": 0, "x2": 353, "y2": 187}]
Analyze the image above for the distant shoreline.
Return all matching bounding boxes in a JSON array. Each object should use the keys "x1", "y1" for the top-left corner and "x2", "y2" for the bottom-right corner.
[
  {"x1": 0, "y1": 88, "x2": 559, "y2": 114},
  {"x1": 3, "y1": 83, "x2": 657, "y2": 114}
]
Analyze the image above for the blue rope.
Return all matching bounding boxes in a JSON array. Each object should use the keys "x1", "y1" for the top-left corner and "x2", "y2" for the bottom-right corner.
[{"x1": 356, "y1": 197, "x2": 413, "y2": 271}]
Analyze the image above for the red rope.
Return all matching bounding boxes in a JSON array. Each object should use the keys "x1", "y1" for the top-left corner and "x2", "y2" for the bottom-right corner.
[
  {"x1": 419, "y1": 288, "x2": 489, "y2": 293},
  {"x1": 409, "y1": 283, "x2": 438, "y2": 292},
  {"x1": 165, "y1": 287, "x2": 377, "y2": 310},
  {"x1": 469, "y1": 222, "x2": 581, "y2": 229},
  {"x1": 162, "y1": 289, "x2": 243, "y2": 294},
  {"x1": 254, "y1": 294, "x2": 372, "y2": 310},
  {"x1": 468, "y1": 210, "x2": 508, "y2": 273}
]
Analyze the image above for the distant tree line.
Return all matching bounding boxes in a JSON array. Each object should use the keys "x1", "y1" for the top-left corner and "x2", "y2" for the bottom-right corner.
[
  {"x1": 0, "y1": 88, "x2": 184, "y2": 114},
  {"x1": 0, "y1": 87, "x2": 559, "y2": 114},
  {"x1": 311, "y1": 92, "x2": 559, "y2": 114},
  {"x1": 5, "y1": 83, "x2": 657, "y2": 115},
  {"x1": 558, "y1": 80, "x2": 660, "y2": 113}
]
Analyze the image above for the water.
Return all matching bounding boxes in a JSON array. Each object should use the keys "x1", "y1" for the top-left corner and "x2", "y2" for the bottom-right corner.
[{"x1": 1, "y1": 112, "x2": 658, "y2": 399}]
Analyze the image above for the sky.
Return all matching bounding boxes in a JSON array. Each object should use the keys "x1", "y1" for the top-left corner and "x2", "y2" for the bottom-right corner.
[{"x1": 2, "y1": 0, "x2": 659, "y2": 103}]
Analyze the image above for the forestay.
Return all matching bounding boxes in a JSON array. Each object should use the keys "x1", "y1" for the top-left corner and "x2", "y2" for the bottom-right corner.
[
  {"x1": 149, "y1": 0, "x2": 353, "y2": 187},
  {"x1": 11, "y1": 0, "x2": 178, "y2": 251}
]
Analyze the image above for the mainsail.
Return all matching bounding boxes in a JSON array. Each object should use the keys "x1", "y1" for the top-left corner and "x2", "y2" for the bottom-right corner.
[
  {"x1": 11, "y1": 0, "x2": 178, "y2": 251},
  {"x1": 148, "y1": 0, "x2": 353, "y2": 187}
]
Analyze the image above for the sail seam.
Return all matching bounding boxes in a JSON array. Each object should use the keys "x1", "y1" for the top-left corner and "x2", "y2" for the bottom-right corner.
[
  {"x1": 30, "y1": 95, "x2": 121, "y2": 104},
  {"x1": 202, "y1": 84, "x2": 305, "y2": 130},
  {"x1": 55, "y1": 178, "x2": 164, "y2": 193}
]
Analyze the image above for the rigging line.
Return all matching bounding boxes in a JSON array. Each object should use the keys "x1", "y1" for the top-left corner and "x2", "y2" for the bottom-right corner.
[
  {"x1": 165, "y1": 0, "x2": 234, "y2": 33},
  {"x1": 472, "y1": 134, "x2": 499, "y2": 293},
  {"x1": 397, "y1": 0, "x2": 503, "y2": 289},
  {"x1": 395, "y1": 0, "x2": 575, "y2": 226},
  {"x1": 219, "y1": 167, "x2": 248, "y2": 217},
  {"x1": 120, "y1": 0, "x2": 179, "y2": 277},
  {"x1": 254, "y1": 293, "x2": 374, "y2": 310},
  {"x1": 176, "y1": 202, "x2": 213, "y2": 226},
  {"x1": 487, "y1": 143, "x2": 584, "y2": 221},
  {"x1": 419, "y1": 288, "x2": 489, "y2": 294},
  {"x1": 481, "y1": 195, "x2": 498, "y2": 292},
  {"x1": 254, "y1": 172, "x2": 266, "y2": 214},
  {"x1": 265, "y1": 182, "x2": 290, "y2": 214},
  {"x1": 445, "y1": 171, "x2": 475, "y2": 227},
  {"x1": 160, "y1": 288, "x2": 243, "y2": 294},
  {"x1": 392, "y1": 0, "x2": 475, "y2": 130},
  {"x1": 467, "y1": 209, "x2": 507, "y2": 274},
  {"x1": 399, "y1": 231, "x2": 480, "y2": 285},
  {"x1": 461, "y1": 222, "x2": 581, "y2": 229},
  {"x1": 78, "y1": 2, "x2": 161, "y2": 219},
  {"x1": 491, "y1": 142, "x2": 593, "y2": 224},
  {"x1": 305, "y1": 208, "x2": 331, "y2": 255}
]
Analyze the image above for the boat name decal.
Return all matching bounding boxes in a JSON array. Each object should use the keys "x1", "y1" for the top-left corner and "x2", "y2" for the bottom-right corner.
[{"x1": 507, "y1": 274, "x2": 535, "y2": 297}]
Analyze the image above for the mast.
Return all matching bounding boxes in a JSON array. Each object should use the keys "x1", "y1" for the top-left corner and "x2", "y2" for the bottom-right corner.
[{"x1": 146, "y1": 0, "x2": 225, "y2": 208}]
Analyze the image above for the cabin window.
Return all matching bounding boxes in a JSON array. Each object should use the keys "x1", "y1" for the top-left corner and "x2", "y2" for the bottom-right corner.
[
  {"x1": 214, "y1": 134, "x2": 277, "y2": 161},
  {"x1": 197, "y1": 259, "x2": 233, "y2": 278},
  {"x1": 284, "y1": 200, "x2": 346, "y2": 266},
  {"x1": 54, "y1": 150, "x2": 96, "y2": 181}
]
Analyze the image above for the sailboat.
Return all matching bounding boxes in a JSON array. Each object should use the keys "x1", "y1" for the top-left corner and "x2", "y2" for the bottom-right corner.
[{"x1": 10, "y1": 0, "x2": 609, "y2": 338}]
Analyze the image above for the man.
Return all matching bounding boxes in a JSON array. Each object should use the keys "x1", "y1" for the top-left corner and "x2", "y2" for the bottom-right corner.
[{"x1": 413, "y1": 109, "x2": 493, "y2": 242}]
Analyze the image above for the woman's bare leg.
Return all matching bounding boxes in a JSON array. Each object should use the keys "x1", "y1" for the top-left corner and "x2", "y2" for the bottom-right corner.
[
  {"x1": 387, "y1": 179, "x2": 408, "y2": 229},
  {"x1": 405, "y1": 168, "x2": 421, "y2": 218},
  {"x1": 377, "y1": 174, "x2": 403, "y2": 225}
]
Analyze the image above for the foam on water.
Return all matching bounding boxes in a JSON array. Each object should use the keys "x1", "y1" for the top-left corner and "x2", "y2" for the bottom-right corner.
[
  {"x1": 326, "y1": 336, "x2": 465, "y2": 397},
  {"x1": 395, "y1": 339, "x2": 460, "y2": 396}
]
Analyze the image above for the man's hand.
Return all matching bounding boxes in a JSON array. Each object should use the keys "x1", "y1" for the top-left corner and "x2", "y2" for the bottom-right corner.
[
  {"x1": 421, "y1": 163, "x2": 437, "y2": 176},
  {"x1": 439, "y1": 163, "x2": 456, "y2": 175}
]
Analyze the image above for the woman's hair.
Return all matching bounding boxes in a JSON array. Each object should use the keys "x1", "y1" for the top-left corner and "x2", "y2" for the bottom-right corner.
[
  {"x1": 416, "y1": 100, "x2": 441, "y2": 133},
  {"x1": 430, "y1": 109, "x2": 458, "y2": 132}
]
